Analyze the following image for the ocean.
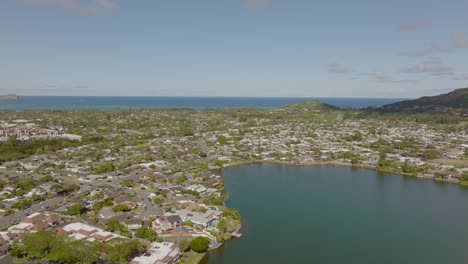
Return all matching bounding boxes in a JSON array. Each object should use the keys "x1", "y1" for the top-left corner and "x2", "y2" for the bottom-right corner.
[{"x1": 0, "y1": 96, "x2": 408, "y2": 111}]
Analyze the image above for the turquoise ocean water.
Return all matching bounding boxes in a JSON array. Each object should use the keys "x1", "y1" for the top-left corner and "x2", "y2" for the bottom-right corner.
[{"x1": 0, "y1": 96, "x2": 407, "y2": 110}]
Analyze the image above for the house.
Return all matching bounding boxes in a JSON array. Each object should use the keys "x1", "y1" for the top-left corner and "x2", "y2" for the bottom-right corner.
[
  {"x1": 184, "y1": 184, "x2": 207, "y2": 193},
  {"x1": 119, "y1": 201, "x2": 138, "y2": 210},
  {"x1": 61, "y1": 222, "x2": 122, "y2": 241},
  {"x1": 130, "y1": 242, "x2": 180, "y2": 264},
  {"x1": 31, "y1": 221, "x2": 49, "y2": 232},
  {"x1": 126, "y1": 219, "x2": 151, "y2": 230},
  {"x1": 177, "y1": 208, "x2": 223, "y2": 228},
  {"x1": 152, "y1": 215, "x2": 182, "y2": 233},
  {"x1": 6, "y1": 212, "x2": 62, "y2": 236},
  {"x1": 23, "y1": 212, "x2": 47, "y2": 224}
]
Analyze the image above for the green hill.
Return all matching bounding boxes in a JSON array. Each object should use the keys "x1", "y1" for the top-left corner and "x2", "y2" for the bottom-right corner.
[
  {"x1": 276, "y1": 99, "x2": 346, "y2": 120},
  {"x1": 379, "y1": 87, "x2": 468, "y2": 115},
  {"x1": 281, "y1": 99, "x2": 339, "y2": 112}
]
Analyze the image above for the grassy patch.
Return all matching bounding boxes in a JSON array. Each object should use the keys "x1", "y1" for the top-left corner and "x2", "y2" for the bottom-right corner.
[
  {"x1": 459, "y1": 181, "x2": 468, "y2": 186},
  {"x1": 430, "y1": 158, "x2": 468, "y2": 168},
  {"x1": 181, "y1": 250, "x2": 206, "y2": 264}
]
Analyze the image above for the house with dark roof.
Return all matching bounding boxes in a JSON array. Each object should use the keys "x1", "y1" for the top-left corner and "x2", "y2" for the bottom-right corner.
[{"x1": 152, "y1": 215, "x2": 182, "y2": 233}]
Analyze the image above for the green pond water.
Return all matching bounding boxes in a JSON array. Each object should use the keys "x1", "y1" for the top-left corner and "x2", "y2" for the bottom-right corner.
[{"x1": 201, "y1": 164, "x2": 468, "y2": 264}]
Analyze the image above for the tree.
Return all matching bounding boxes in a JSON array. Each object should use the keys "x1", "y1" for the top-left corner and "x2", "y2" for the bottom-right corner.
[
  {"x1": 189, "y1": 237, "x2": 210, "y2": 253},
  {"x1": 13, "y1": 199, "x2": 32, "y2": 210},
  {"x1": 105, "y1": 219, "x2": 129, "y2": 236},
  {"x1": 153, "y1": 197, "x2": 165, "y2": 206},
  {"x1": 422, "y1": 150, "x2": 441, "y2": 159},
  {"x1": 345, "y1": 131, "x2": 363, "y2": 141},
  {"x1": 48, "y1": 239, "x2": 98, "y2": 264},
  {"x1": 217, "y1": 218, "x2": 228, "y2": 233},
  {"x1": 39, "y1": 175, "x2": 55, "y2": 183},
  {"x1": 21, "y1": 231, "x2": 62, "y2": 258},
  {"x1": 461, "y1": 172, "x2": 468, "y2": 182},
  {"x1": 65, "y1": 203, "x2": 87, "y2": 215},
  {"x1": 102, "y1": 197, "x2": 114, "y2": 206},
  {"x1": 103, "y1": 239, "x2": 144, "y2": 263},
  {"x1": 94, "y1": 162, "x2": 115, "y2": 174},
  {"x1": 113, "y1": 204, "x2": 130, "y2": 212},
  {"x1": 135, "y1": 226, "x2": 157, "y2": 241},
  {"x1": 106, "y1": 219, "x2": 124, "y2": 232},
  {"x1": 378, "y1": 152, "x2": 391, "y2": 168},
  {"x1": 216, "y1": 135, "x2": 228, "y2": 145},
  {"x1": 178, "y1": 238, "x2": 190, "y2": 252},
  {"x1": 18, "y1": 177, "x2": 36, "y2": 190}
]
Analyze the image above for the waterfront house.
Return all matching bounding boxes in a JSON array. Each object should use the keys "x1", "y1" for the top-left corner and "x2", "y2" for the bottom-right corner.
[
  {"x1": 176, "y1": 208, "x2": 223, "y2": 228},
  {"x1": 152, "y1": 215, "x2": 182, "y2": 233},
  {"x1": 130, "y1": 242, "x2": 180, "y2": 264}
]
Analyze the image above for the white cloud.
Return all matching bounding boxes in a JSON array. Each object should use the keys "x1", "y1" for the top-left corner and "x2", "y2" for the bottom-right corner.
[
  {"x1": 400, "y1": 61, "x2": 454, "y2": 77},
  {"x1": 357, "y1": 71, "x2": 418, "y2": 84},
  {"x1": 399, "y1": 50, "x2": 429, "y2": 58},
  {"x1": 19, "y1": 0, "x2": 118, "y2": 15},
  {"x1": 359, "y1": 71, "x2": 390, "y2": 82},
  {"x1": 399, "y1": 20, "x2": 431, "y2": 31},
  {"x1": 453, "y1": 74, "x2": 468, "y2": 81},
  {"x1": 399, "y1": 41, "x2": 453, "y2": 58},
  {"x1": 452, "y1": 32, "x2": 468, "y2": 49},
  {"x1": 245, "y1": 0, "x2": 271, "y2": 12},
  {"x1": 326, "y1": 63, "x2": 351, "y2": 73}
]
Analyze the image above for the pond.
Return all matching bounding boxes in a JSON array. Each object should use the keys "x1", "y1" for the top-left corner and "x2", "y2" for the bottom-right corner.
[{"x1": 202, "y1": 164, "x2": 468, "y2": 264}]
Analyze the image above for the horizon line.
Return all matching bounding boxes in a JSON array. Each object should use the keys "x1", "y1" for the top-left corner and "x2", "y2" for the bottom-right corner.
[{"x1": 7, "y1": 95, "x2": 414, "y2": 99}]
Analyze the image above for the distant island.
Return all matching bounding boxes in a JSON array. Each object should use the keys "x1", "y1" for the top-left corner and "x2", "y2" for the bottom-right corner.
[
  {"x1": 379, "y1": 87, "x2": 468, "y2": 115},
  {"x1": 0, "y1": 93, "x2": 17, "y2": 100}
]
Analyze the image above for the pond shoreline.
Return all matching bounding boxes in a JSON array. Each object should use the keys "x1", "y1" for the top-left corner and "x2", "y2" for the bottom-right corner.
[
  {"x1": 222, "y1": 159, "x2": 460, "y2": 185},
  {"x1": 200, "y1": 160, "x2": 463, "y2": 263},
  {"x1": 201, "y1": 164, "x2": 468, "y2": 264}
]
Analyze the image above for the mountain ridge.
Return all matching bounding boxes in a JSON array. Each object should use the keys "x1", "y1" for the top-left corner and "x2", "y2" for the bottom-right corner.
[{"x1": 378, "y1": 87, "x2": 468, "y2": 115}]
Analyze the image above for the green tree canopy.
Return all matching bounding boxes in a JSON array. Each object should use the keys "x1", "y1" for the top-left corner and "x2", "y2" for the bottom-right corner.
[
  {"x1": 112, "y1": 204, "x2": 130, "y2": 212},
  {"x1": 135, "y1": 226, "x2": 157, "y2": 241},
  {"x1": 189, "y1": 237, "x2": 210, "y2": 253},
  {"x1": 64, "y1": 203, "x2": 87, "y2": 215}
]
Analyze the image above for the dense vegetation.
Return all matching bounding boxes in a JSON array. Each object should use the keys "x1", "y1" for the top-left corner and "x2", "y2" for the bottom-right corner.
[
  {"x1": 0, "y1": 137, "x2": 83, "y2": 164},
  {"x1": 10, "y1": 231, "x2": 145, "y2": 264},
  {"x1": 189, "y1": 236, "x2": 211, "y2": 253}
]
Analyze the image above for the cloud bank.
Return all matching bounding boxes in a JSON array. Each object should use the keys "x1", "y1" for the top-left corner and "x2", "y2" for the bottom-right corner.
[
  {"x1": 327, "y1": 63, "x2": 351, "y2": 73},
  {"x1": 399, "y1": 20, "x2": 431, "y2": 31},
  {"x1": 19, "y1": 0, "x2": 118, "y2": 15},
  {"x1": 400, "y1": 61, "x2": 454, "y2": 77},
  {"x1": 245, "y1": 0, "x2": 271, "y2": 12}
]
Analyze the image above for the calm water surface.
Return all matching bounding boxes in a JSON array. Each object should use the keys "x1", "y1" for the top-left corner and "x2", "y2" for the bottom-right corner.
[
  {"x1": 202, "y1": 164, "x2": 468, "y2": 264},
  {"x1": 0, "y1": 96, "x2": 407, "y2": 110}
]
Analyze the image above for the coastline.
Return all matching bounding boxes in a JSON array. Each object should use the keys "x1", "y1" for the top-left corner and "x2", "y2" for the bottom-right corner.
[{"x1": 221, "y1": 159, "x2": 461, "y2": 185}]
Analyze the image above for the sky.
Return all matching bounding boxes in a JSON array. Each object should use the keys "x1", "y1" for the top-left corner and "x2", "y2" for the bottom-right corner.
[{"x1": 1, "y1": 0, "x2": 468, "y2": 98}]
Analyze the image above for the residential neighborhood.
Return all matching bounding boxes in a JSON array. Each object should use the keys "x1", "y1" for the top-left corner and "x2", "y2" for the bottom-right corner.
[{"x1": 0, "y1": 106, "x2": 466, "y2": 263}]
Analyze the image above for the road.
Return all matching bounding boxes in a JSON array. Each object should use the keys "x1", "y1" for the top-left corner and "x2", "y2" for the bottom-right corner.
[{"x1": 133, "y1": 190, "x2": 160, "y2": 218}]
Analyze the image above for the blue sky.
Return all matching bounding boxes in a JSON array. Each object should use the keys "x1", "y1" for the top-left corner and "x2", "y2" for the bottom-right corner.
[{"x1": 1, "y1": 0, "x2": 468, "y2": 97}]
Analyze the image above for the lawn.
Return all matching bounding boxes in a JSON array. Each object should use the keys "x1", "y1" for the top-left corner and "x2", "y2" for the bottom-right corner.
[
  {"x1": 182, "y1": 250, "x2": 206, "y2": 264},
  {"x1": 430, "y1": 158, "x2": 468, "y2": 168}
]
